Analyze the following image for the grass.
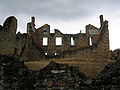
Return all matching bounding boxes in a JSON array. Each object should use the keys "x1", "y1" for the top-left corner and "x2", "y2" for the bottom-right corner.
[{"x1": 25, "y1": 58, "x2": 114, "y2": 78}]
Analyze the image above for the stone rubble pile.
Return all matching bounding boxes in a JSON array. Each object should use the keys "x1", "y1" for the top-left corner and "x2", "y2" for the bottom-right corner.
[
  {"x1": 111, "y1": 48, "x2": 120, "y2": 61},
  {"x1": 0, "y1": 55, "x2": 90, "y2": 90},
  {"x1": 0, "y1": 55, "x2": 120, "y2": 90},
  {"x1": 92, "y1": 61, "x2": 120, "y2": 89},
  {"x1": 33, "y1": 61, "x2": 90, "y2": 89},
  {"x1": 0, "y1": 55, "x2": 34, "y2": 90}
]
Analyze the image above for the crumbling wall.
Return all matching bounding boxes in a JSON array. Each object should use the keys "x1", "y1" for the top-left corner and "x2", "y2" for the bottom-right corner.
[
  {"x1": 0, "y1": 55, "x2": 120, "y2": 90},
  {"x1": 0, "y1": 15, "x2": 110, "y2": 60},
  {"x1": 0, "y1": 55, "x2": 90, "y2": 89},
  {"x1": 28, "y1": 15, "x2": 109, "y2": 60},
  {"x1": 33, "y1": 26, "x2": 90, "y2": 57},
  {"x1": 15, "y1": 32, "x2": 28, "y2": 60},
  {"x1": 74, "y1": 33, "x2": 88, "y2": 49},
  {"x1": 96, "y1": 21, "x2": 110, "y2": 59},
  {"x1": 60, "y1": 21, "x2": 110, "y2": 59},
  {"x1": 26, "y1": 22, "x2": 46, "y2": 60},
  {"x1": 86, "y1": 24, "x2": 100, "y2": 45},
  {"x1": 0, "y1": 16, "x2": 17, "y2": 55}
]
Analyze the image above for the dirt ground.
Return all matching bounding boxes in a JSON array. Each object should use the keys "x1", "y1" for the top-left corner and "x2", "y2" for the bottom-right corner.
[{"x1": 25, "y1": 58, "x2": 114, "y2": 78}]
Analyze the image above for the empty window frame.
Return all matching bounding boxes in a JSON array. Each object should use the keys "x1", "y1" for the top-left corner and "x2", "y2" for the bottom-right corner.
[
  {"x1": 56, "y1": 37, "x2": 62, "y2": 46},
  {"x1": 71, "y1": 37, "x2": 75, "y2": 46},
  {"x1": 45, "y1": 53, "x2": 48, "y2": 55},
  {"x1": 43, "y1": 28, "x2": 47, "y2": 32},
  {"x1": 54, "y1": 52, "x2": 60, "y2": 56},
  {"x1": 43, "y1": 30, "x2": 47, "y2": 33},
  {"x1": 43, "y1": 37, "x2": 48, "y2": 46},
  {"x1": 89, "y1": 37, "x2": 93, "y2": 46}
]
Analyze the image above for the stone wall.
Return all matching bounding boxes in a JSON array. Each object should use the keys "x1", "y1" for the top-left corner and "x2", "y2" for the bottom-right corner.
[
  {"x1": 15, "y1": 32, "x2": 28, "y2": 60},
  {"x1": 0, "y1": 15, "x2": 110, "y2": 60},
  {"x1": 34, "y1": 25, "x2": 90, "y2": 56},
  {"x1": 26, "y1": 15, "x2": 110, "y2": 60},
  {"x1": 0, "y1": 55, "x2": 90, "y2": 89},
  {"x1": 0, "y1": 55, "x2": 120, "y2": 90},
  {"x1": 25, "y1": 22, "x2": 46, "y2": 60},
  {"x1": 0, "y1": 16, "x2": 17, "y2": 55},
  {"x1": 60, "y1": 21, "x2": 110, "y2": 59}
]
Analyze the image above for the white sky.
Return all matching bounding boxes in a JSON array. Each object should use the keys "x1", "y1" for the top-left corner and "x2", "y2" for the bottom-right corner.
[{"x1": 0, "y1": 0, "x2": 120, "y2": 50}]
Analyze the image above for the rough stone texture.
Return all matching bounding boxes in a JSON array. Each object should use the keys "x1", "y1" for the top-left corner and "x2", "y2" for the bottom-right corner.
[
  {"x1": 0, "y1": 55, "x2": 34, "y2": 90},
  {"x1": 0, "y1": 16, "x2": 17, "y2": 55},
  {"x1": 34, "y1": 61, "x2": 90, "y2": 89},
  {"x1": 15, "y1": 32, "x2": 27, "y2": 56},
  {"x1": 0, "y1": 55, "x2": 90, "y2": 90},
  {"x1": 110, "y1": 49, "x2": 120, "y2": 61},
  {"x1": 25, "y1": 15, "x2": 110, "y2": 60},
  {"x1": 0, "y1": 15, "x2": 110, "y2": 60},
  {"x1": 26, "y1": 23, "x2": 46, "y2": 60},
  {"x1": 0, "y1": 55, "x2": 120, "y2": 90},
  {"x1": 58, "y1": 21, "x2": 110, "y2": 59},
  {"x1": 91, "y1": 61, "x2": 120, "y2": 89}
]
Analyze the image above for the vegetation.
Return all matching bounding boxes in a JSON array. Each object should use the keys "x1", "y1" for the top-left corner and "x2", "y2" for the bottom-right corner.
[{"x1": 25, "y1": 58, "x2": 114, "y2": 78}]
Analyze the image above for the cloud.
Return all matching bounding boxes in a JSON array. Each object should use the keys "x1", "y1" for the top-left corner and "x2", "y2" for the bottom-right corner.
[
  {"x1": 0, "y1": 0, "x2": 103, "y2": 20},
  {"x1": 0, "y1": 0, "x2": 120, "y2": 25},
  {"x1": 1, "y1": 0, "x2": 120, "y2": 21},
  {"x1": 0, "y1": 0, "x2": 120, "y2": 49}
]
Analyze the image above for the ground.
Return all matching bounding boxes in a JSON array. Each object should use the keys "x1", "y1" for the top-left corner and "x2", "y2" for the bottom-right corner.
[{"x1": 25, "y1": 58, "x2": 114, "y2": 78}]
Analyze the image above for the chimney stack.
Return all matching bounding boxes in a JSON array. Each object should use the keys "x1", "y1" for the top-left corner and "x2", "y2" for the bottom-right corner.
[
  {"x1": 31, "y1": 16, "x2": 35, "y2": 26},
  {"x1": 100, "y1": 15, "x2": 104, "y2": 27}
]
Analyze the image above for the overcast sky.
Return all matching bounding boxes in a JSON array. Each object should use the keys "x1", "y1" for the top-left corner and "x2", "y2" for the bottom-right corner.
[{"x1": 0, "y1": 0, "x2": 120, "y2": 50}]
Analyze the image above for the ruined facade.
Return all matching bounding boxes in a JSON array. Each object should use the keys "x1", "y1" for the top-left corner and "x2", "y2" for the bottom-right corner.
[
  {"x1": 0, "y1": 16, "x2": 17, "y2": 55},
  {"x1": 0, "y1": 15, "x2": 110, "y2": 60}
]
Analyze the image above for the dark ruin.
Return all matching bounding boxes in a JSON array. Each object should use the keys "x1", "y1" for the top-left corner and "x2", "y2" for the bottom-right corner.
[
  {"x1": 0, "y1": 55, "x2": 120, "y2": 90},
  {"x1": 0, "y1": 15, "x2": 120, "y2": 89},
  {"x1": 0, "y1": 15, "x2": 110, "y2": 61}
]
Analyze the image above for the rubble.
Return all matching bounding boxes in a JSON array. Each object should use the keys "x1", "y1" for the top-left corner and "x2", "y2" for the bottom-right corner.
[
  {"x1": 0, "y1": 55, "x2": 34, "y2": 90},
  {"x1": 92, "y1": 61, "x2": 120, "y2": 89},
  {"x1": 0, "y1": 55, "x2": 90, "y2": 90},
  {"x1": 0, "y1": 55, "x2": 120, "y2": 89},
  {"x1": 33, "y1": 61, "x2": 90, "y2": 89},
  {"x1": 0, "y1": 15, "x2": 110, "y2": 60},
  {"x1": 111, "y1": 48, "x2": 120, "y2": 61}
]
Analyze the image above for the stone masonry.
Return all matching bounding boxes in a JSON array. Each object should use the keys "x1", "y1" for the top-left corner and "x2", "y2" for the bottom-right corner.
[
  {"x1": 0, "y1": 15, "x2": 110, "y2": 60},
  {"x1": 0, "y1": 16, "x2": 17, "y2": 55},
  {"x1": 0, "y1": 55, "x2": 120, "y2": 90}
]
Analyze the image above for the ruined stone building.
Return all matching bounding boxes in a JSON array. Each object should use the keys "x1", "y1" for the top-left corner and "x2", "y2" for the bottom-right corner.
[{"x1": 0, "y1": 15, "x2": 110, "y2": 60}]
